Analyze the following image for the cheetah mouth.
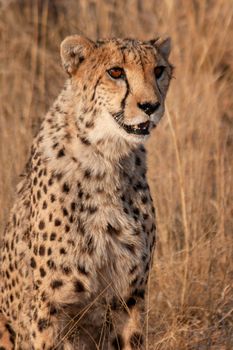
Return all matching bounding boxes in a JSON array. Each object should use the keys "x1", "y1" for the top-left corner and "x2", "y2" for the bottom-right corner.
[{"x1": 123, "y1": 121, "x2": 150, "y2": 135}]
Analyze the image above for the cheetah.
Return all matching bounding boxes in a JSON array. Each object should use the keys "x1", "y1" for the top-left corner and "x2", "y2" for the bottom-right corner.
[{"x1": 0, "y1": 35, "x2": 172, "y2": 349}]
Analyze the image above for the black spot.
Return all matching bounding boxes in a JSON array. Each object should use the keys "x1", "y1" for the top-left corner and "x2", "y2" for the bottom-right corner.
[
  {"x1": 89, "y1": 206, "x2": 98, "y2": 214},
  {"x1": 52, "y1": 142, "x2": 58, "y2": 149},
  {"x1": 140, "y1": 145, "x2": 146, "y2": 153},
  {"x1": 62, "y1": 182, "x2": 70, "y2": 193},
  {"x1": 50, "y1": 233, "x2": 56, "y2": 241},
  {"x1": 112, "y1": 334, "x2": 124, "y2": 350},
  {"x1": 65, "y1": 225, "x2": 70, "y2": 233},
  {"x1": 47, "y1": 247, "x2": 52, "y2": 255},
  {"x1": 37, "y1": 190, "x2": 41, "y2": 200},
  {"x1": 74, "y1": 280, "x2": 85, "y2": 293},
  {"x1": 13, "y1": 214, "x2": 17, "y2": 226},
  {"x1": 39, "y1": 245, "x2": 45, "y2": 256},
  {"x1": 79, "y1": 55, "x2": 84, "y2": 63},
  {"x1": 143, "y1": 213, "x2": 149, "y2": 220},
  {"x1": 33, "y1": 245, "x2": 38, "y2": 255},
  {"x1": 110, "y1": 297, "x2": 119, "y2": 310},
  {"x1": 121, "y1": 195, "x2": 126, "y2": 202},
  {"x1": 47, "y1": 260, "x2": 56, "y2": 270},
  {"x1": 123, "y1": 243, "x2": 135, "y2": 254},
  {"x1": 130, "y1": 265, "x2": 137, "y2": 274},
  {"x1": 133, "y1": 208, "x2": 140, "y2": 216},
  {"x1": 96, "y1": 172, "x2": 106, "y2": 181},
  {"x1": 67, "y1": 239, "x2": 75, "y2": 246},
  {"x1": 130, "y1": 277, "x2": 138, "y2": 286},
  {"x1": 142, "y1": 254, "x2": 147, "y2": 262},
  {"x1": 145, "y1": 261, "x2": 150, "y2": 272},
  {"x1": 39, "y1": 267, "x2": 46, "y2": 277},
  {"x1": 60, "y1": 248, "x2": 66, "y2": 255},
  {"x1": 135, "y1": 156, "x2": 141, "y2": 166},
  {"x1": 77, "y1": 264, "x2": 89, "y2": 276},
  {"x1": 129, "y1": 332, "x2": 143, "y2": 348},
  {"x1": 84, "y1": 169, "x2": 91, "y2": 178},
  {"x1": 85, "y1": 120, "x2": 94, "y2": 128},
  {"x1": 62, "y1": 207, "x2": 68, "y2": 216},
  {"x1": 126, "y1": 297, "x2": 137, "y2": 309},
  {"x1": 78, "y1": 190, "x2": 83, "y2": 199},
  {"x1": 134, "y1": 181, "x2": 143, "y2": 191},
  {"x1": 71, "y1": 202, "x2": 76, "y2": 211},
  {"x1": 48, "y1": 177, "x2": 53, "y2": 186},
  {"x1": 49, "y1": 305, "x2": 57, "y2": 315},
  {"x1": 38, "y1": 318, "x2": 50, "y2": 332},
  {"x1": 57, "y1": 149, "x2": 65, "y2": 157},
  {"x1": 72, "y1": 156, "x2": 78, "y2": 163},
  {"x1": 56, "y1": 172, "x2": 63, "y2": 181},
  {"x1": 50, "y1": 280, "x2": 63, "y2": 289},
  {"x1": 80, "y1": 136, "x2": 91, "y2": 145},
  {"x1": 141, "y1": 195, "x2": 148, "y2": 204},
  {"x1": 42, "y1": 201, "x2": 47, "y2": 209},
  {"x1": 107, "y1": 223, "x2": 121, "y2": 235},
  {"x1": 133, "y1": 289, "x2": 145, "y2": 299},
  {"x1": 55, "y1": 104, "x2": 61, "y2": 112},
  {"x1": 30, "y1": 257, "x2": 37, "y2": 269},
  {"x1": 61, "y1": 266, "x2": 71, "y2": 275},
  {"x1": 54, "y1": 219, "x2": 61, "y2": 226},
  {"x1": 50, "y1": 194, "x2": 56, "y2": 202},
  {"x1": 43, "y1": 232, "x2": 48, "y2": 240}
]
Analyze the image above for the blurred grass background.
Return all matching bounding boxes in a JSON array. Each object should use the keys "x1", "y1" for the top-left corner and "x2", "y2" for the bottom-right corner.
[{"x1": 0, "y1": 0, "x2": 232, "y2": 349}]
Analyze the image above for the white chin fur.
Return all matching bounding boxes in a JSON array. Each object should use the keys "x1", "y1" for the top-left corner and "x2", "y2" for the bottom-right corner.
[{"x1": 88, "y1": 112, "x2": 146, "y2": 145}]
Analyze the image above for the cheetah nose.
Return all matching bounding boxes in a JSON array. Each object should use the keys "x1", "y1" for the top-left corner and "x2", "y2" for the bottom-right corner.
[{"x1": 137, "y1": 102, "x2": 160, "y2": 116}]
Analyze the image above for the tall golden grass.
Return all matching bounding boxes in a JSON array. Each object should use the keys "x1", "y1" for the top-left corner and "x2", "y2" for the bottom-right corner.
[{"x1": 0, "y1": 0, "x2": 232, "y2": 349}]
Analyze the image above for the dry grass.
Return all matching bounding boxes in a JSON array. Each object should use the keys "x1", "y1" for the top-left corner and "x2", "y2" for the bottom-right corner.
[{"x1": 0, "y1": 0, "x2": 232, "y2": 349}]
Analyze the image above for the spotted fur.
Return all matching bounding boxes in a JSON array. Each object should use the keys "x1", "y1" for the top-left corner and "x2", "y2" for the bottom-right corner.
[{"x1": 0, "y1": 35, "x2": 172, "y2": 349}]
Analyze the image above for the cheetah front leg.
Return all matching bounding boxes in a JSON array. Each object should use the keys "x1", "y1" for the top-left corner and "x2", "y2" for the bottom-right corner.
[
  {"x1": 27, "y1": 303, "x2": 59, "y2": 350},
  {"x1": 108, "y1": 290, "x2": 145, "y2": 350},
  {"x1": 24, "y1": 297, "x2": 74, "y2": 350}
]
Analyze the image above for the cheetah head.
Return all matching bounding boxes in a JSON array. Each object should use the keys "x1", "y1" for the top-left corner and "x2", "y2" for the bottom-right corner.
[{"x1": 61, "y1": 35, "x2": 173, "y2": 147}]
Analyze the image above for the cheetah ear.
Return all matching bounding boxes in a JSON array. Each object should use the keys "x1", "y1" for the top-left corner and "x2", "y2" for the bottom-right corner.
[
  {"x1": 60, "y1": 35, "x2": 96, "y2": 76},
  {"x1": 150, "y1": 37, "x2": 171, "y2": 59}
]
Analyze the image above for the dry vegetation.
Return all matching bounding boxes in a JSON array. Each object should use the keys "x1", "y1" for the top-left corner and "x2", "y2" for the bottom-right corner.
[{"x1": 0, "y1": 0, "x2": 233, "y2": 349}]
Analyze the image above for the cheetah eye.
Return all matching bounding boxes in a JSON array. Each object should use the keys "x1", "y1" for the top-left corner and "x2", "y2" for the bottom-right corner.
[
  {"x1": 107, "y1": 67, "x2": 125, "y2": 80},
  {"x1": 154, "y1": 66, "x2": 165, "y2": 79}
]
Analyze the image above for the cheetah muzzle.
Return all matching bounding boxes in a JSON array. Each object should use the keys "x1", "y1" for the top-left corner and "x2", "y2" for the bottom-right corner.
[{"x1": 123, "y1": 120, "x2": 151, "y2": 135}]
